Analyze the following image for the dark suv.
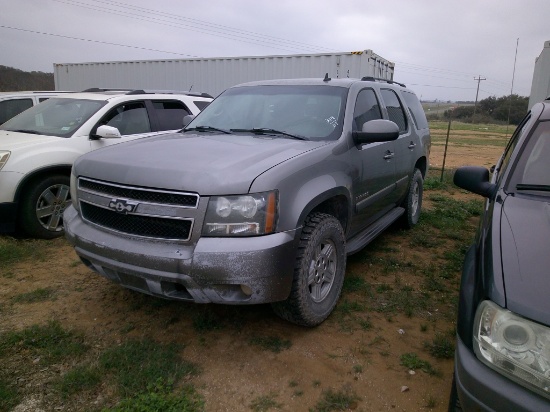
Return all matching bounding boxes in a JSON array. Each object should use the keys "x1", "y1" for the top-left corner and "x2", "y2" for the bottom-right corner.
[
  {"x1": 64, "y1": 76, "x2": 430, "y2": 326},
  {"x1": 450, "y1": 99, "x2": 550, "y2": 410}
]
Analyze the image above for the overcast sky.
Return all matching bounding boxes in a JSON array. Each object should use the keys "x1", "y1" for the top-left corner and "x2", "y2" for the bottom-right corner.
[{"x1": 2, "y1": 0, "x2": 549, "y2": 101}]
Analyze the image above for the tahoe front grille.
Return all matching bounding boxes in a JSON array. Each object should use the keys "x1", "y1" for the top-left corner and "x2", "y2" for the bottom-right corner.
[
  {"x1": 77, "y1": 177, "x2": 198, "y2": 241},
  {"x1": 79, "y1": 178, "x2": 198, "y2": 207},
  {"x1": 81, "y1": 202, "x2": 193, "y2": 240}
]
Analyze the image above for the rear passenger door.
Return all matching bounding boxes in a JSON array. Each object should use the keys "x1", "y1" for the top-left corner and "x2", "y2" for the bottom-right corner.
[{"x1": 380, "y1": 89, "x2": 413, "y2": 200}]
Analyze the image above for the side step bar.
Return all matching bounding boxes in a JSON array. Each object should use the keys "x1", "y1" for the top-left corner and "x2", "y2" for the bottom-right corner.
[{"x1": 345, "y1": 207, "x2": 405, "y2": 256}]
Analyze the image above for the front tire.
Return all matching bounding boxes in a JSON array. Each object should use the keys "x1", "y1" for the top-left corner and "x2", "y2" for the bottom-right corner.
[
  {"x1": 272, "y1": 213, "x2": 346, "y2": 327},
  {"x1": 19, "y1": 175, "x2": 71, "y2": 239},
  {"x1": 402, "y1": 168, "x2": 423, "y2": 229}
]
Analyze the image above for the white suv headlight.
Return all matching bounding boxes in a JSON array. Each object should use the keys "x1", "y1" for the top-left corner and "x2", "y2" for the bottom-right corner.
[
  {"x1": 202, "y1": 191, "x2": 278, "y2": 236},
  {"x1": 474, "y1": 300, "x2": 550, "y2": 399},
  {"x1": 0, "y1": 151, "x2": 10, "y2": 171}
]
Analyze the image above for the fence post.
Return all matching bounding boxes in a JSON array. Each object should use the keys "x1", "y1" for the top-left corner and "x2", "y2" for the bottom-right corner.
[{"x1": 440, "y1": 110, "x2": 453, "y2": 182}]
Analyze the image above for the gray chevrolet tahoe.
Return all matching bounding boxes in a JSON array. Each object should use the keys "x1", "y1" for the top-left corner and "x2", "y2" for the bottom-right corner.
[{"x1": 64, "y1": 76, "x2": 430, "y2": 326}]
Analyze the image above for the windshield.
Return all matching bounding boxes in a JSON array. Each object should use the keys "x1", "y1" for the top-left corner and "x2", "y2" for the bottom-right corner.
[
  {"x1": 0, "y1": 98, "x2": 106, "y2": 137},
  {"x1": 510, "y1": 120, "x2": 550, "y2": 194},
  {"x1": 187, "y1": 85, "x2": 348, "y2": 141}
]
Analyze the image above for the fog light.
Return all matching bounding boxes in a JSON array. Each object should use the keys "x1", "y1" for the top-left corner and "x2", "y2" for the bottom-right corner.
[{"x1": 241, "y1": 284, "x2": 253, "y2": 296}]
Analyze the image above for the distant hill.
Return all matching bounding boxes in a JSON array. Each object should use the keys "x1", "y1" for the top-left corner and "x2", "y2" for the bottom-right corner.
[{"x1": 0, "y1": 65, "x2": 54, "y2": 91}]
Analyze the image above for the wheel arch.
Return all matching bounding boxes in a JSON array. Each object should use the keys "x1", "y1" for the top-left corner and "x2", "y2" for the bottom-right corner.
[
  {"x1": 14, "y1": 165, "x2": 73, "y2": 203},
  {"x1": 415, "y1": 156, "x2": 428, "y2": 178},
  {"x1": 293, "y1": 187, "x2": 351, "y2": 235}
]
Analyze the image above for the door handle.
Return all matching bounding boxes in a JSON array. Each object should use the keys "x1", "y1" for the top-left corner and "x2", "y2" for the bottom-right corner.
[
  {"x1": 408, "y1": 142, "x2": 416, "y2": 149},
  {"x1": 383, "y1": 151, "x2": 394, "y2": 160}
]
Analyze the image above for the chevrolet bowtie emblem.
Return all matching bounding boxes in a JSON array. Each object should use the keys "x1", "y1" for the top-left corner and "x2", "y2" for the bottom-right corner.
[{"x1": 108, "y1": 199, "x2": 138, "y2": 214}]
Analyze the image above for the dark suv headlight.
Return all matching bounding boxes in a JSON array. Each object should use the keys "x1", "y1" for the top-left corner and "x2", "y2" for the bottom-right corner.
[
  {"x1": 202, "y1": 191, "x2": 278, "y2": 236},
  {"x1": 474, "y1": 300, "x2": 550, "y2": 400}
]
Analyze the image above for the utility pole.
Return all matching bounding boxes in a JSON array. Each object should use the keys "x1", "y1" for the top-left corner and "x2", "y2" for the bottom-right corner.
[{"x1": 473, "y1": 75, "x2": 486, "y2": 119}]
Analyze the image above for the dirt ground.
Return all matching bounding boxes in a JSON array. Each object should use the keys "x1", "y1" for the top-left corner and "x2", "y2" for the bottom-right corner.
[{"x1": 1, "y1": 137, "x2": 504, "y2": 412}]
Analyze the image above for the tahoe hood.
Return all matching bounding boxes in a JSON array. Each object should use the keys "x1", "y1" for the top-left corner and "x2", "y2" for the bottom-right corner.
[{"x1": 73, "y1": 132, "x2": 330, "y2": 194}]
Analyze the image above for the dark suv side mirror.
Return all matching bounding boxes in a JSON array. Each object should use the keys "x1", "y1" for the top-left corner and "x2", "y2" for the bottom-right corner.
[
  {"x1": 454, "y1": 166, "x2": 497, "y2": 199},
  {"x1": 352, "y1": 119, "x2": 399, "y2": 145}
]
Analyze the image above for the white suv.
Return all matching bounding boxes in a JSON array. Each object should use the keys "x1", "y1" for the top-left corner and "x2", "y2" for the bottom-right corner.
[
  {"x1": 0, "y1": 91, "x2": 72, "y2": 124},
  {"x1": 0, "y1": 89, "x2": 212, "y2": 238}
]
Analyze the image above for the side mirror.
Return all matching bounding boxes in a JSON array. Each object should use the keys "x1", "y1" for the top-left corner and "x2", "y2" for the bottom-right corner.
[
  {"x1": 352, "y1": 119, "x2": 399, "y2": 145},
  {"x1": 95, "y1": 125, "x2": 122, "y2": 139},
  {"x1": 454, "y1": 166, "x2": 497, "y2": 199},
  {"x1": 183, "y1": 115, "x2": 195, "y2": 127}
]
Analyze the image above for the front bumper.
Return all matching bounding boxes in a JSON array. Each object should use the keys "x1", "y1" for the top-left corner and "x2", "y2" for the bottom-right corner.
[
  {"x1": 454, "y1": 334, "x2": 550, "y2": 411},
  {"x1": 64, "y1": 206, "x2": 298, "y2": 304}
]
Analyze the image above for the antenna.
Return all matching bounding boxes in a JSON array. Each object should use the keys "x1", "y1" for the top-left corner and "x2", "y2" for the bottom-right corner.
[{"x1": 323, "y1": 73, "x2": 331, "y2": 82}]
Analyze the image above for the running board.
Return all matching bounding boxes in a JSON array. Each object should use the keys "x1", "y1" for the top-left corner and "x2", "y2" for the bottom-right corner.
[{"x1": 345, "y1": 207, "x2": 405, "y2": 256}]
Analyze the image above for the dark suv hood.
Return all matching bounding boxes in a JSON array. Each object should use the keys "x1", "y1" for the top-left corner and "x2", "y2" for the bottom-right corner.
[
  {"x1": 74, "y1": 132, "x2": 329, "y2": 194},
  {"x1": 500, "y1": 195, "x2": 550, "y2": 325}
]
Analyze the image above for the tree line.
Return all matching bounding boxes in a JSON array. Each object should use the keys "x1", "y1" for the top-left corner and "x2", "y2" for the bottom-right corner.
[
  {"x1": 0, "y1": 65, "x2": 54, "y2": 91},
  {"x1": 439, "y1": 94, "x2": 529, "y2": 125}
]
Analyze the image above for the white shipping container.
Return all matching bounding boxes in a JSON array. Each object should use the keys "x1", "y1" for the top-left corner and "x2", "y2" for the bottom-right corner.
[{"x1": 54, "y1": 50, "x2": 394, "y2": 97}]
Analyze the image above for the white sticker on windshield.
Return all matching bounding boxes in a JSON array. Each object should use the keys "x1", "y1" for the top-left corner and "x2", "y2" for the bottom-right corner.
[{"x1": 61, "y1": 127, "x2": 70, "y2": 131}]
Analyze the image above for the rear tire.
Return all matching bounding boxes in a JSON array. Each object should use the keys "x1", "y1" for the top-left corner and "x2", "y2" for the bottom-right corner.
[
  {"x1": 272, "y1": 213, "x2": 346, "y2": 327},
  {"x1": 19, "y1": 175, "x2": 71, "y2": 239},
  {"x1": 402, "y1": 168, "x2": 423, "y2": 229}
]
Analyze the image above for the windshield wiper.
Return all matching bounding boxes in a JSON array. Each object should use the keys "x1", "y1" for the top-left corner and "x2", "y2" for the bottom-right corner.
[
  {"x1": 8, "y1": 129, "x2": 42, "y2": 135},
  {"x1": 231, "y1": 128, "x2": 308, "y2": 141},
  {"x1": 516, "y1": 183, "x2": 550, "y2": 192},
  {"x1": 183, "y1": 125, "x2": 231, "y2": 134}
]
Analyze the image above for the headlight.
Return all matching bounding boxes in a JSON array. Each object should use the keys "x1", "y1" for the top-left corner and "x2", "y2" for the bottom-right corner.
[
  {"x1": 474, "y1": 300, "x2": 550, "y2": 399},
  {"x1": 0, "y1": 151, "x2": 10, "y2": 171},
  {"x1": 70, "y1": 172, "x2": 79, "y2": 211},
  {"x1": 202, "y1": 191, "x2": 278, "y2": 236}
]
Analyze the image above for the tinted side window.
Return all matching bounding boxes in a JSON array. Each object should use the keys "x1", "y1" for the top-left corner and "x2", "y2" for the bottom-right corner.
[
  {"x1": 380, "y1": 89, "x2": 407, "y2": 133},
  {"x1": 152, "y1": 100, "x2": 191, "y2": 131},
  {"x1": 352, "y1": 89, "x2": 382, "y2": 131},
  {"x1": 401, "y1": 91, "x2": 428, "y2": 130},
  {"x1": 194, "y1": 100, "x2": 211, "y2": 111},
  {"x1": 39, "y1": 97, "x2": 51, "y2": 103},
  {"x1": 0, "y1": 98, "x2": 33, "y2": 124},
  {"x1": 102, "y1": 102, "x2": 151, "y2": 135}
]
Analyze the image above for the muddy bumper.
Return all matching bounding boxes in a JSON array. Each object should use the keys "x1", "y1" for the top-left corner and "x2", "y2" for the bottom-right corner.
[{"x1": 64, "y1": 206, "x2": 298, "y2": 304}]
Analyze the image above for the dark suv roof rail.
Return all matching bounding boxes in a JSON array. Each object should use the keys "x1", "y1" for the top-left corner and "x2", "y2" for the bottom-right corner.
[{"x1": 360, "y1": 77, "x2": 407, "y2": 88}]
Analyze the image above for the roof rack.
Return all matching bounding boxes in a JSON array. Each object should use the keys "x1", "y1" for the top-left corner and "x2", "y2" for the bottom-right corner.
[
  {"x1": 360, "y1": 77, "x2": 406, "y2": 88},
  {"x1": 81, "y1": 88, "x2": 213, "y2": 99}
]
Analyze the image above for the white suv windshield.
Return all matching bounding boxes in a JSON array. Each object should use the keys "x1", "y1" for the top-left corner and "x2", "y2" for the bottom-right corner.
[{"x1": 0, "y1": 98, "x2": 106, "y2": 138}]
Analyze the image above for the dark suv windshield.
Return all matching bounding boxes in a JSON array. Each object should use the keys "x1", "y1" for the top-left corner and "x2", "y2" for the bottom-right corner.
[
  {"x1": 510, "y1": 120, "x2": 550, "y2": 194},
  {"x1": 0, "y1": 98, "x2": 106, "y2": 138},
  {"x1": 187, "y1": 85, "x2": 348, "y2": 141}
]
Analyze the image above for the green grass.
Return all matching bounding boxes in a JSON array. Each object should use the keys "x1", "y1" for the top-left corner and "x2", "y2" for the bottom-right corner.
[
  {"x1": 400, "y1": 353, "x2": 440, "y2": 376},
  {"x1": 249, "y1": 336, "x2": 291, "y2": 353},
  {"x1": 425, "y1": 333, "x2": 455, "y2": 359},
  {"x1": 0, "y1": 237, "x2": 46, "y2": 267},
  {"x1": 56, "y1": 365, "x2": 101, "y2": 398},
  {"x1": 13, "y1": 287, "x2": 56, "y2": 304},
  {"x1": 0, "y1": 320, "x2": 88, "y2": 365},
  {"x1": 311, "y1": 387, "x2": 360, "y2": 412},
  {"x1": 429, "y1": 120, "x2": 512, "y2": 134},
  {"x1": 0, "y1": 374, "x2": 20, "y2": 412},
  {"x1": 99, "y1": 339, "x2": 198, "y2": 397},
  {"x1": 191, "y1": 309, "x2": 223, "y2": 333},
  {"x1": 249, "y1": 393, "x2": 282, "y2": 411},
  {"x1": 106, "y1": 381, "x2": 204, "y2": 412}
]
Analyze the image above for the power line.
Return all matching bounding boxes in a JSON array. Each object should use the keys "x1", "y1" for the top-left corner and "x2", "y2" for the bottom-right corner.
[
  {"x1": 51, "y1": 0, "x2": 334, "y2": 54},
  {"x1": 0, "y1": 25, "x2": 200, "y2": 58}
]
